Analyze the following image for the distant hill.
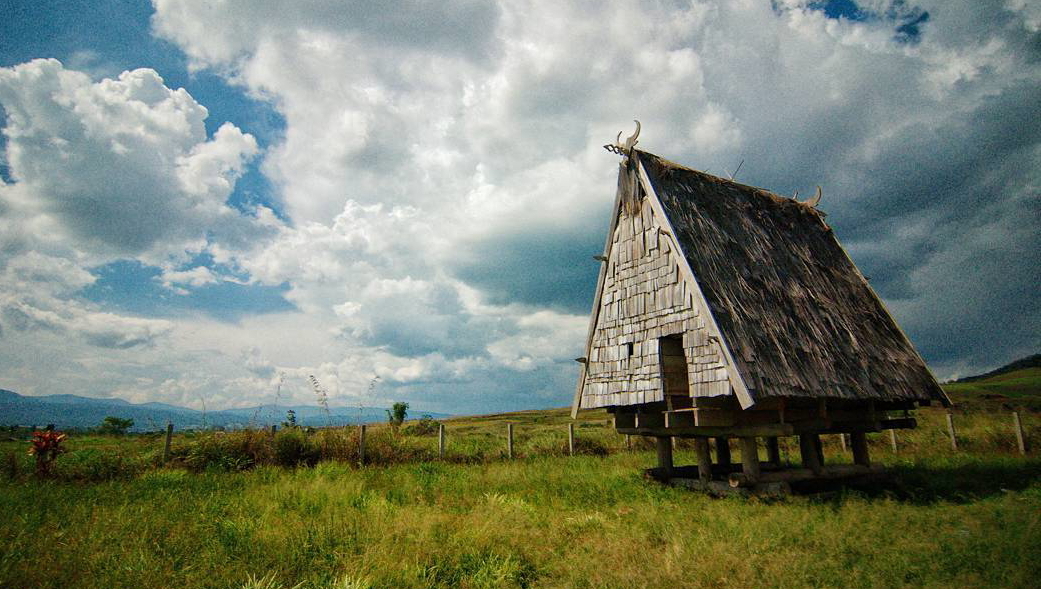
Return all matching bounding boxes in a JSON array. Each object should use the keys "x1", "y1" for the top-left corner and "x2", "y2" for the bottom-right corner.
[
  {"x1": 955, "y1": 354, "x2": 1041, "y2": 383},
  {"x1": 0, "y1": 389, "x2": 449, "y2": 431},
  {"x1": 942, "y1": 355, "x2": 1041, "y2": 410}
]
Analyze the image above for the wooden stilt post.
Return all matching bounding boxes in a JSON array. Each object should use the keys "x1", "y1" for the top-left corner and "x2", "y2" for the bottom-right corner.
[
  {"x1": 568, "y1": 423, "x2": 575, "y2": 456},
  {"x1": 359, "y1": 424, "x2": 366, "y2": 464},
  {"x1": 271, "y1": 424, "x2": 277, "y2": 435},
  {"x1": 438, "y1": 423, "x2": 445, "y2": 459},
  {"x1": 839, "y1": 433, "x2": 847, "y2": 453},
  {"x1": 739, "y1": 437, "x2": 760, "y2": 482},
  {"x1": 626, "y1": 434, "x2": 632, "y2": 451},
  {"x1": 765, "y1": 437, "x2": 781, "y2": 465},
  {"x1": 162, "y1": 422, "x2": 174, "y2": 464},
  {"x1": 656, "y1": 437, "x2": 673, "y2": 472},
  {"x1": 715, "y1": 437, "x2": 731, "y2": 466},
  {"x1": 1013, "y1": 412, "x2": 1027, "y2": 455},
  {"x1": 946, "y1": 410, "x2": 958, "y2": 451},
  {"x1": 814, "y1": 434, "x2": 825, "y2": 467},
  {"x1": 850, "y1": 431, "x2": 870, "y2": 466},
  {"x1": 889, "y1": 429, "x2": 898, "y2": 453},
  {"x1": 799, "y1": 434, "x2": 822, "y2": 474},
  {"x1": 507, "y1": 423, "x2": 514, "y2": 459},
  {"x1": 694, "y1": 438, "x2": 712, "y2": 481}
]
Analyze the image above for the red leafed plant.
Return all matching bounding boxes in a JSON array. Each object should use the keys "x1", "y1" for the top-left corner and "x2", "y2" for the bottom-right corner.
[{"x1": 28, "y1": 431, "x2": 67, "y2": 477}]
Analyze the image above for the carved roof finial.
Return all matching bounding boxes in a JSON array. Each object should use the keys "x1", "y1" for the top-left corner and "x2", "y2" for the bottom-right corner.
[{"x1": 604, "y1": 120, "x2": 641, "y2": 156}]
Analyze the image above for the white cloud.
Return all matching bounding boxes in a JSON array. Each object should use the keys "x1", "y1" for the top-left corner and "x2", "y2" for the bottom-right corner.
[
  {"x1": 1, "y1": 1, "x2": 1036, "y2": 413},
  {"x1": 0, "y1": 59, "x2": 268, "y2": 264}
]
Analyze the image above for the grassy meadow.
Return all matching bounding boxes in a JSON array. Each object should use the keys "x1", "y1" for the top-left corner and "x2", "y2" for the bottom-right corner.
[{"x1": 1, "y1": 370, "x2": 1039, "y2": 588}]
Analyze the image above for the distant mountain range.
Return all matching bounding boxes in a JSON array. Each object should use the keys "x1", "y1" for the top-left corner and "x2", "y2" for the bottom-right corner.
[{"x1": 0, "y1": 389, "x2": 449, "y2": 431}]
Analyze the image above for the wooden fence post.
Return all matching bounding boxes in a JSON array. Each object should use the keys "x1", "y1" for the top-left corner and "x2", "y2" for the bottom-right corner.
[
  {"x1": 438, "y1": 423, "x2": 445, "y2": 460},
  {"x1": 359, "y1": 424, "x2": 366, "y2": 464},
  {"x1": 506, "y1": 423, "x2": 513, "y2": 459},
  {"x1": 946, "y1": 411, "x2": 958, "y2": 451},
  {"x1": 162, "y1": 422, "x2": 174, "y2": 464},
  {"x1": 568, "y1": 423, "x2": 575, "y2": 456},
  {"x1": 889, "y1": 429, "x2": 898, "y2": 453},
  {"x1": 1013, "y1": 411, "x2": 1027, "y2": 455},
  {"x1": 271, "y1": 424, "x2": 277, "y2": 435}
]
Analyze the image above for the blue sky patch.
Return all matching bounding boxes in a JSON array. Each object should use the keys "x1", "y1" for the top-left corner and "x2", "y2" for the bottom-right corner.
[
  {"x1": 80, "y1": 260, "x2": 296, "y2": 322},
  {"x1": 807, "y1": 0, "x2": 929, "y2": 43}
]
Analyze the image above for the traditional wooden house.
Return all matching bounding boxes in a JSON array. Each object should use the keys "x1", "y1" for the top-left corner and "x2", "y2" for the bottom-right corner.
[{"x1": 572, "y1": 125, "x2": 949, "y2": 493}]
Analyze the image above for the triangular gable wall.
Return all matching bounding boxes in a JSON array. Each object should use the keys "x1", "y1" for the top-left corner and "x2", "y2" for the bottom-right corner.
[{"x1": 573, "y1": 157, "x2": 753, "y2": 415}]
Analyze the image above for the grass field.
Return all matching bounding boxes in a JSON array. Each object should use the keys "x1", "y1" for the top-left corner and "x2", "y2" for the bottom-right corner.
[{"x1": 0, "y1": 370, "x2": 1038, "y2": 588}]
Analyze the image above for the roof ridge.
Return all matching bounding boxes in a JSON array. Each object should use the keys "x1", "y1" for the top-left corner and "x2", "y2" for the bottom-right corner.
[{"x1": 636, "y1": 150, "x2": 823, "y2": 213}]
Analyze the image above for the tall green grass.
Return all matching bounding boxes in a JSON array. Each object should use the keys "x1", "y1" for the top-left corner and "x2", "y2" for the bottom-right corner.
[{"x1": 1, "y1": 450, "x2": 1037, "y2": 588}]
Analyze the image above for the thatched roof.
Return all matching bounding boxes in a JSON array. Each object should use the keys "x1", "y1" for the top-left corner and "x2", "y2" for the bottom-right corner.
[{"x1": 636, "y1": 150, "x2": 947, "y2": 405}]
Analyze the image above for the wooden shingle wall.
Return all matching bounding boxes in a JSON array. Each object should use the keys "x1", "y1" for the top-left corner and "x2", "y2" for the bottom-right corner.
[{"x1": 581, "y1": 197, "x2": 732, "y2": 409}]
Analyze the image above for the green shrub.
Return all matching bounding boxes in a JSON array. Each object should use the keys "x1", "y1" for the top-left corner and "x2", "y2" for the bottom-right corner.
[
  {"x1": 274, "y1": 428, "x2": 319, "y2": 467},
  {"x1": 174, "y1": 430, "x2": 272, "y2": 472},
  {"x1": 403, "y1": 415, "x2": 440, "y2": 436}
]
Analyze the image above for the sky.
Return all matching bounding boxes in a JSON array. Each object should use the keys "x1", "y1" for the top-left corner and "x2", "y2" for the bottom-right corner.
[{"x1": 0, "y1": 0, "x2": 1037, "y2": 415}]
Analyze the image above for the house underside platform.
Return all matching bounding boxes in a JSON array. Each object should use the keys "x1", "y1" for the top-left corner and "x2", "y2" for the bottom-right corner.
[{"x1": 611, "y1": 397, "x2": 915, "y2": 496}]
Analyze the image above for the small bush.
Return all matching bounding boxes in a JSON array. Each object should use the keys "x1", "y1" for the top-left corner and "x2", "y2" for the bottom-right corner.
[
  {"x1": 402, "y1": 415, "x2": 440, "y2": 436},
  {"x1": 274, "y1": 428, "x2": 319, "y2": 467},
  {"x1": 174, "y1": 430, "x2": 272, "y2": 472}
]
